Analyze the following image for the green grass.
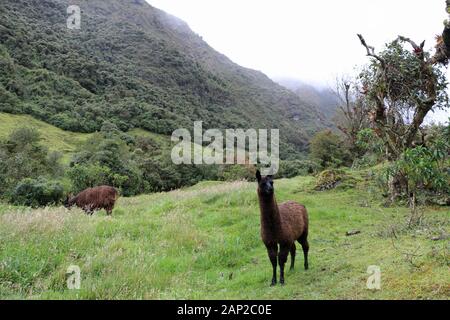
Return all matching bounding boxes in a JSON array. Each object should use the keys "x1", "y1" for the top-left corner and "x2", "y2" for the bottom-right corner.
[
  {"x1": 0, "y1": 112, "x2": 91, "y2": 162},
  {"x1": 0, "y1": 174, "x2": 448, "y2": 300}
]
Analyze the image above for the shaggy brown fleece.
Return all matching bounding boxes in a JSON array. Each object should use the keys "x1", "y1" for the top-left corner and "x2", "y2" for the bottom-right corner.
[
  {"x1": 66, "y1": 186, "x2": 119, "y2": 215},
  {"x1": 256, "y1": 170, "x2": 309, "y2": 286}
]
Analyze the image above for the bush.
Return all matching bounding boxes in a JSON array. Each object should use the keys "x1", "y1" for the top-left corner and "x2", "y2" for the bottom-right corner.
[
  {"x1": 218, "y1": 165, "x2": 256, "y2": 182},
  {"x1": 352, "y1": 129, "x2": 384, "y2": 168},
  {"x1": 310, "y1": 130, "x2": 351, "y2": 168},
  {"x1": 278, "y1": 160, "x2": 320, "y2": 178},
  {"x1": 11, "y1": 178, "x2": 64, "y2": 207},
  {"x1": 67, "y1": 163, "x2": 128, "y2": 194},
  {"x1": 0, "y1": 127, "x2": 64, "y2": 199}
]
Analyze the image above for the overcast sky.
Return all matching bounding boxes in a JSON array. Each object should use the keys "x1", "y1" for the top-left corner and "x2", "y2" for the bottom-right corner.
[{"x1": 147, "y1": 0, "x2": 450, "y2": 123}]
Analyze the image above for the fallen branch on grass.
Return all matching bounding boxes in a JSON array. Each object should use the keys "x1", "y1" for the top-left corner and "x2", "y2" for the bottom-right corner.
[
  {"x1": 346, "y1": 230, "x2": 361, "y2": 236},
  {"x1": 431, "y1": 234, "x2": 449, "y2": 241}
]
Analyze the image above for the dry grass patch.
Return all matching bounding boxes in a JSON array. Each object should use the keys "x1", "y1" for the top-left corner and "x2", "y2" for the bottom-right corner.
[{"x1": 0, "y1": 207, "x2": 88, "y2": 235}]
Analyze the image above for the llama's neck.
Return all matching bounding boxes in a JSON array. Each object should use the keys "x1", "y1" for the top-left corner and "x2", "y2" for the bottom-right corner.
[{"x1": 258, "y1": 194, "x2": 282, "y2": 232}]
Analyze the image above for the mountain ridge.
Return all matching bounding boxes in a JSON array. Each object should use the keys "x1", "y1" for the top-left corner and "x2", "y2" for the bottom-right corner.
[{"x1": 274, "y1": 77, "x2": 340, "y2": 122}]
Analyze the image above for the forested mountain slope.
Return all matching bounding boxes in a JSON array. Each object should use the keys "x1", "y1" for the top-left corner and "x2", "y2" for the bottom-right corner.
[
  {"x1": 275, "y1": 78, "x2": 340, "y2": 122},
  {"x1": 0, "y1": 0, "x2": 327, "y2": 153}
]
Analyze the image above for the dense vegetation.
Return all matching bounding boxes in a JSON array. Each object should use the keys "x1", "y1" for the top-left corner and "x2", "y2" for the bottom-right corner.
[
  {"x1": 0, "y1": 115, "x2": 221, "y2": 202},
  {"x1": 0, "y1": 0, "x2": 326, "y2": 157},
  {"x1": 0, "y1": 126, "x2": 65, "y2": 206},
  {"x1": 0, "y1": 113, "x2": 296, "y2": 203}
]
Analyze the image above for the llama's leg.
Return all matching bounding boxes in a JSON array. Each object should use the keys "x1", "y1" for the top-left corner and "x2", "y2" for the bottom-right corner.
[
  {"x1": 289, "y1": 243, "x2": 296, "y2": 271},
  {"x1": 278, "y1": 244, "x2": 290, "y2": 285},
  {"x1": 84, "y1": 205, "x2": 94, "y2": 216},
  {"x1": 299, "y1": 235, "x2": 309, "y2": 270},
  {"x1": 266, "y1": 244, "x2": 278, "y2": 286}
]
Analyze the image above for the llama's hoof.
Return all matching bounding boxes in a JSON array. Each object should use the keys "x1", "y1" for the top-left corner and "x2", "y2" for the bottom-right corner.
[
  {"x1": 280, "y1": 279, "x2": 285, "y2": 286},
  {"x1": 270, "y1": 280, "x2": 277, "y2": 287}
]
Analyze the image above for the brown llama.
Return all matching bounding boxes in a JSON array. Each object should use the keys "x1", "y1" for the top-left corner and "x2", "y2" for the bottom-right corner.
[
  {"x1": 256, "y1": 170, "x2": 309, "y2": 286},
  {"x1": 64, "y1": 186, "x2": 119, "y2": 215}
]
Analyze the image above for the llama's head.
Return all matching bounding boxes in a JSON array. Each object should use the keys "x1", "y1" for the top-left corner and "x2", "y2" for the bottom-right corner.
[
  {"x1": 63, "y1": 193, "x2": 74, "y2": 209},
  {"x1": 256, "y1": 170, "x2": 274, "y2": 198}
]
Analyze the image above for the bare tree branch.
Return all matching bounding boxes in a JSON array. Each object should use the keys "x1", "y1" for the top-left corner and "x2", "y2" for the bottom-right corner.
[
  {"x1": 357, "y1": 34, "x2": 385, "y2": 67},
  {"x1": 397, "y1": 36, "x2": 426, "y2": 60},
  {"x1": 397, "y1": 36, "x2": 423, "y2": 51}
]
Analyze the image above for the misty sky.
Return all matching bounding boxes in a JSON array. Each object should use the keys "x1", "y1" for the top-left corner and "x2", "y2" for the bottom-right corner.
[{"x1": 147, "y1": 0, "x2": 450, "y2": 123}]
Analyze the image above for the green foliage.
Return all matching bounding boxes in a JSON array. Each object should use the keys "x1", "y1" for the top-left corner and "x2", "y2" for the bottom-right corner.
[
  {"x1": 67, "y1": 126, "x2": 219, "y2": 195},
  {"x1": 278, "y1": 160, "x2": 320, "y2": 178},
  {"x1": 0, "y1": 116, "x2": 270, "y2": 201},
  {"x1": 67, "y1": 164, "x2": 127, "y2": 194},
  {"x1": 352, "y1": 129, "x2": 385, "y2": 169},
  {"x1": 374, "y1": 124, "x2": 450, "y2": 213},
  {"x1": 0, "y1": 127, "x2": 64, "y2": 197},
  {"x1": 310, "y1": 130, "x2": 351, "y2": 168},
  {"x1": 388, "y1": 145, "x2": 449, "y2": 194},
  {"x1": 365, "y1": 40, "x2": 448, "y2": 109},
  {"x1": 218, "y1": 165, "x2": 255, "y2": 182},
  {"x1": 10, "y1": 178, "x2": 64, "y2": 207},
  {"x1": 68, "y1": 128, "x2": 142, "y2": 196},
  {"x1": 356, "y1": 129, "x2": 384, "y2": 155}
]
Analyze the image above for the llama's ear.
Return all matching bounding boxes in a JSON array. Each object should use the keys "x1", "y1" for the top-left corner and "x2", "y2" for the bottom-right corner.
[{"x1": 256, "y1": 170, "x2": 262, "y2": 182}]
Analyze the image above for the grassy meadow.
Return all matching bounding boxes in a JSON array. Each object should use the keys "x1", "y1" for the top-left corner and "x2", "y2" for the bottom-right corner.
[{"x1": 0, "y1": 172, "x2": 448, "y2": 299}]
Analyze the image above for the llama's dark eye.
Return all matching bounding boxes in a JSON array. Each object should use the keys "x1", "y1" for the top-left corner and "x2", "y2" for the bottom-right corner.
[{"x1": 270, "y1": 181, "x2": 273, "y2": 186}]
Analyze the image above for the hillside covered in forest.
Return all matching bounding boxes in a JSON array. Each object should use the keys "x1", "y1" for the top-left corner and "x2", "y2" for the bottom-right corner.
[
  {"x1": 275, "y1": 78, "x2": 340, "y2": 122},
  {"x1": 0, "y1": 0, "x2": 327, "y2": 154}
]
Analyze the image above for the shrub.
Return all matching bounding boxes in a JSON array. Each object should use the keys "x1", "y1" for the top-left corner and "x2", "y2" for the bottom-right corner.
[
  {"x1": 278, "y1": 160, "x2": 320, "y2": 178},
  {"x1": 0, "y1": 127, "x2": 64, "y2": 199},
  {"x1": 11, "y1": 178, "x2": 64, "y2": 207},
  {"x1": 386, "y1": 145, "x2": 449, "y2": 225},
  {"x1": 218, "y1": 165, "x2": 255, "y2": 182},
  {"x1": 67, "y1": 163, "x2": 127, "y2": 194},
  {"x1": 352, "y1": 129, "x2": 385, "y2": 169},
  {"x1": 310, "y1": 130, "x2": 351, "y2": 168}
]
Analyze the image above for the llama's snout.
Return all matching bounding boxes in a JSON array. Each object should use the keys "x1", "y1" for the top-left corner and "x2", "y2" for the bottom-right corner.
[{"x1": 260, "y1": 182, "x2": 274, "y2": 196}]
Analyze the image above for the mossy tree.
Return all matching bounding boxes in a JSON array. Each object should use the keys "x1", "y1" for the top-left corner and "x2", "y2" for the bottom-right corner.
[{"x1": 357, "y1": 2, "x2": 450, "y2": 201}]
